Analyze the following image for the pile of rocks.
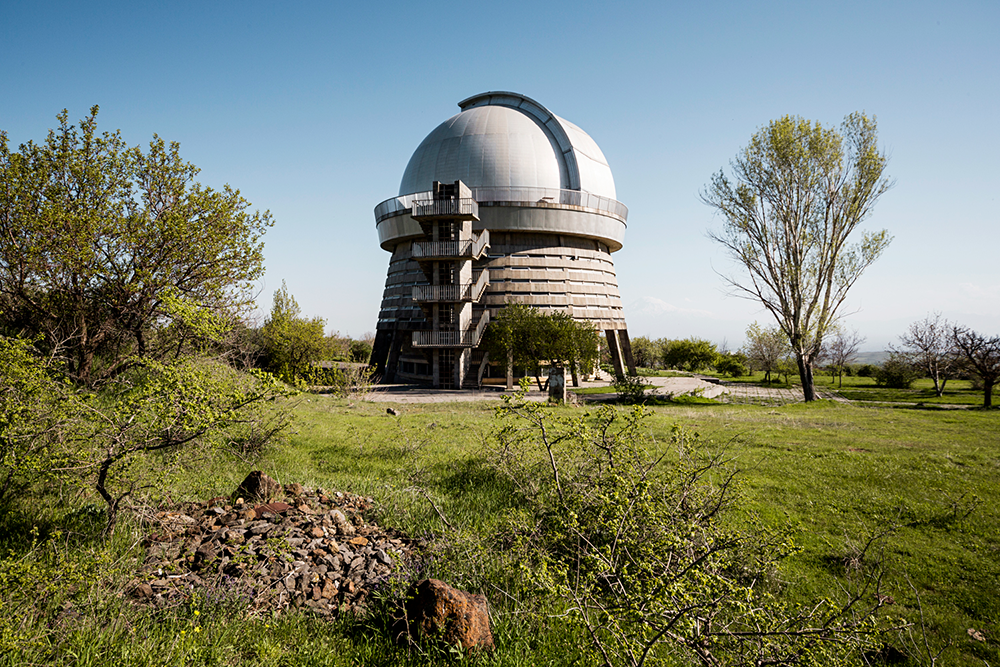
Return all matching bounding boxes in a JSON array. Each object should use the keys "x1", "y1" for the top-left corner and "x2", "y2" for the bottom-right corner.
[{"x1": 129, "y1": 473, "x2": 419, "y2": 617}]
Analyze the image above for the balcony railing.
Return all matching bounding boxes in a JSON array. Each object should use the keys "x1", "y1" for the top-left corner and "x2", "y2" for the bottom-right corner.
[
  {"x1": 375, "y1": 187, "x2": 627, "y2": 224},
  {"x1": 411, "y1": 310, "x2": 491, "y2": 348},
  {"x1": 410, "y1": 198, "x2": 479, "y2": 220},
  {"x1": 411, "y1": 230, "x2": 489, "y2": 260},
  {"x1": 412, "y1": 271, "x2": 489, "y2": 303}
]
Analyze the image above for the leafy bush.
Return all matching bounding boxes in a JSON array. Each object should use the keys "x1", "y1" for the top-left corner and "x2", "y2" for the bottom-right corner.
[
  {"x1": 611, "y1": 374, "x2": 651, "y2": 403},
  {"x1": 715, "y1": 352, "x2": 749, "y2": 377},
  {"x1": 75, "y1": 357, "x2": 293, "y2": 535},
  {"x1": 856, "y1": 364, "x2": 878, "y2": 378},
  {"x1": 302, "y1": 363, "x2": 374, "y2": 397},
  {"x1": 487, "y1": 393, "x2": 892, "y2": 666},
  {"x1": 874, "y1": 353, "x2": 922, "y2": 389},
  {"x1": 0, "y1": 336, "x2": 71, "y2": 507},
  {"x1": 662, "y1": 338, "x2": 718, "y2": 372},
  {"x1": 349, "y1": 339, "x2": 372, "y2": 363}
]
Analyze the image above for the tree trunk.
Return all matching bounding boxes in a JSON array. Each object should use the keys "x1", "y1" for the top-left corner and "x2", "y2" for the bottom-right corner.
[
  {"x1": 506, "y1": 349, "x2": 514, "y2": 391},
  {"x1": 796, "y1": 354, "x2": 816, "y2": 402},
  {"x1": 985, "y1": 381, "x2": 994, "y2": 409}
]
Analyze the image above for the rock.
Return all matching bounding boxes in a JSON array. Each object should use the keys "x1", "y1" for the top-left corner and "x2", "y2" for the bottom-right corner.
[
  {"x1": 404, "y1": 579, "x2": 493, "y2": 651},
  {"x1": 128, "y1": 582, "x2": 154, "y2": 598},
  {"x1": 284, "y1": 482, "x2": 304, "y2": 497},
  {"x1": 329, "y1": 509, "x2": 355, "y2": 536},
  {"x1": 234, "y1": 471, "x2": 281, "y2": 503},
  {"x1": 252, "y1": 502, "x2": 291, "y2": 519}
]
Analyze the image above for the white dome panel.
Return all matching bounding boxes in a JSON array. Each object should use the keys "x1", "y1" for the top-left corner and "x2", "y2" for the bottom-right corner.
[
  {"x1": 398, "y1": 92, "x2": 618, "y2": 202},
  {"x1": 399, "y1": 105, "x2": 563, "y2": 195}
]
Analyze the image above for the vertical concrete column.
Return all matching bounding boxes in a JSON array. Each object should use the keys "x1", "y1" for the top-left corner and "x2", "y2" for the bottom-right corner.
[
  {"x1": 369, "y1": 329, "x2": 393, "y2": 378},
  {"x1": 618, "y1": 329, "x2": 637, "y2": 376},
  {"x1": 384, "y1": 329, "x2": 403, "y2": 383},
  {"x1": 605, "y1": 329, "x2": 625, "y2": 381}
]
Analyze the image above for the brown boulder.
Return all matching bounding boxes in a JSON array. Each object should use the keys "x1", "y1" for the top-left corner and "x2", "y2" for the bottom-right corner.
[
  {"x1": 404, "y1": 579, "x2": 493, "y2": 651},
  {"x1": 253, "y1": 502, "x2": 291, "y2": 519},
  {"x1": 233, "y1": 471, "x2": 281, "y2": 503}
]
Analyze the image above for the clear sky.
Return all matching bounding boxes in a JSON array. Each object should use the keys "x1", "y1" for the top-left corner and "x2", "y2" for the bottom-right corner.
[{"x1": 3, "y1": 0, "x2": 997, "y2": 351}]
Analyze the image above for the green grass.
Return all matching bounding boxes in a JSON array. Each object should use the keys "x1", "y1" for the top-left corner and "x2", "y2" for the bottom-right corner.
[
  {"x1": 698, "y1": 369, "x2": 993, "y2": 407},
  {"x1": 822, "y1": 376, "x2": 989, "y2": 406},
  {"x1": 4, "y1": 393, "x2": 999, "y2": 665}
]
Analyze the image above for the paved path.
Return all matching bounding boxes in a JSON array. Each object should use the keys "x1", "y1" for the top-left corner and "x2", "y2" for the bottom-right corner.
[{"x1": 361, "y1": 375, "x2": 843, "y2": 406}]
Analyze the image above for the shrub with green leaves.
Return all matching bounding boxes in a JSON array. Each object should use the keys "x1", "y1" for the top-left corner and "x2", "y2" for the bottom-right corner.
[
  {"x1": 0, "y1": 336, "x2": 71, "y2": 506},
  {"x1": 611, "y1": 374, "x2": 651, "y2": 403},
  {"x1": 77, "y1": 357, "x2": 293, "y2": 535},
  {"x1": 488, "y1": 393, "x2": 891, "y2": 666},
  {"x1": 874, "y1": 353, "x2": 922, "y2": 389},
  {"x1": 856, "y1": 364, "x2": 877, "y2": 378},
  {"x1": 662, "y1": 338, "x2": 718, "y2": 372},
  {"x1": 715, "y1": 351, "x2": 749, "y2": 377}
]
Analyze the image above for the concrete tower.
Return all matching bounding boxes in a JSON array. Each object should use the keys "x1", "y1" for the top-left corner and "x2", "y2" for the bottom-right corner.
[{"x1": 370, "y1": 92, "x2": 635, "y2": 388}]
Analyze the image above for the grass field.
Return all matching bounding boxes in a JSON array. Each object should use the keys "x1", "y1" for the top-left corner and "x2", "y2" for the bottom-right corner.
[
  {"x1": 2, "y1": 390, "x2": 998, "y2": 665},
  {"x1": 708, "y1": 370, "x2": 992, "y2": 407}
]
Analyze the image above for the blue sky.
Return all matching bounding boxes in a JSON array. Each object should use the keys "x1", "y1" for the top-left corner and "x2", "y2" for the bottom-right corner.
[{"x1": 3, "y1": 0, "x2": 998, "y2": 350}]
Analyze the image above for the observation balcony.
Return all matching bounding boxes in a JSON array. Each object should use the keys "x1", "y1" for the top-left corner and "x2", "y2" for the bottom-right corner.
[
  {"x1": 410, "y1": 198, "x2": 479, "y2": 222},
  {"x1": 376, "y1": 187, "x2": 627, "y2": 225},
  {"x1": 412, "y1": 271, "x2": 489, "y2": 303},
  {"x1": 411, "y1": 310, "x2": 491, "y2": 348},
  {"x1": 411, "y1": 230, "x2": 490, "y2": 261}
]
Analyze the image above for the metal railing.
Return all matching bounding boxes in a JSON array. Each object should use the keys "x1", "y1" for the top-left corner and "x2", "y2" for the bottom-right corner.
[
  {"x1": 472, "y1": 228, "x2": 490, "y2": 257},
  {"x1": 412, "y1": 271, "x2": 489, "y2": 303},
  {"x1": 470, "y1": 186, "x2": 629, "y2": 221},
  {"x1": 375, "y1": 187, "x2": 628, "y2": 224},
  {"x1": 411, "y1": 230, "x2": 489, "y2": 260},
  {"x1": 411, "y1": 310, "x2": 490, "y2": 348},
  {"x1": 411, "y1": 198, "x2": 479, "y2": 220}
]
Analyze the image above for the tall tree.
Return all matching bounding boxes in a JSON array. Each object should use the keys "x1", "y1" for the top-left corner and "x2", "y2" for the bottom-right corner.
[
  {"x1": 823, "y1": 327, "x2": 865, "y2": 388},
  {"x1": 951, "y1": 326, "x2": 1000, "y2": 408},
  {"x1": 629, "y1": 336, "x2": 662, "y2": 369},
  {"x1": 483, "y1": 304, "x2": 600, "y2": 389},
  {"x1": 0, "y1": 107, "x2": 272, "y2": 386},
  {"x1": 705, "y1": 113, "x2": 893, "y2": 401},
  {"x1": 896, "y1": 313, "x2": 956, "y2": 397},
  {"x1": 259, "y1": 281, "x2": 327, "y2": 383}
]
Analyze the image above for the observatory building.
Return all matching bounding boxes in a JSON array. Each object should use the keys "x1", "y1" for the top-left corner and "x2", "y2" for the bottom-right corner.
[{"x1": 370, "y1": 91, "x2": 636, "y2": 388}]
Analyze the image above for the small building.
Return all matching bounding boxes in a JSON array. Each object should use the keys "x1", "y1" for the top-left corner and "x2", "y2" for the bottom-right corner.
[{"x1": 370, "y1": 92, "x2": 636, "y2": 388}]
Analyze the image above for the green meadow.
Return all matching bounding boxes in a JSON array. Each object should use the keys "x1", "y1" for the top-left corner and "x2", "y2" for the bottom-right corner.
[{"x1": 2, "y1": 392, "x2": 998, "y2": 666}]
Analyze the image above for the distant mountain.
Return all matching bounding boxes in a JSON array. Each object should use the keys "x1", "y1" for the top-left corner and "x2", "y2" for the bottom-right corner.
[{"x1": 853, "y1": 350, "x2": 888, "y2": 365}]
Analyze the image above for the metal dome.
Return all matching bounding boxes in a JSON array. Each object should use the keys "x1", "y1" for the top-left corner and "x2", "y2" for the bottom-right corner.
[{"x1": 398, "y1": 92, "x2": 617, "y2": 200}]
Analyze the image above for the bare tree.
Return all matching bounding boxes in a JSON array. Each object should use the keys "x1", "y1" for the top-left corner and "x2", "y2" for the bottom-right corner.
[
  {"x1": 896, "y1": 313, "x2": 956, "y2": 397},
  {"x1": 951, "y1": 326, "x2": 1000, "y2": 408},
  {"x1": 824, "y1": 327, "x2": 866, "y2": 388},
  {"x1": 705, "y1": 113, "x2": 893, "y2": 401}
]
